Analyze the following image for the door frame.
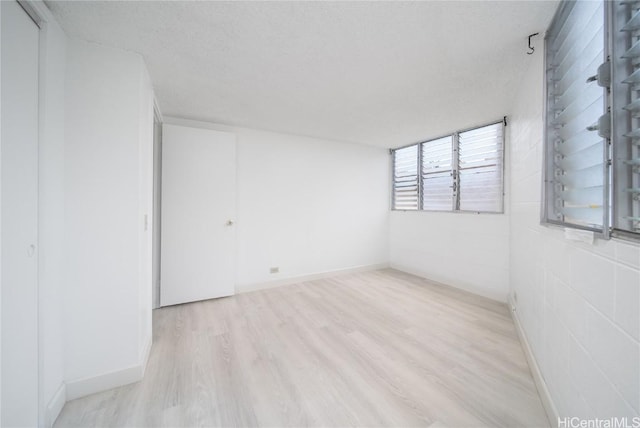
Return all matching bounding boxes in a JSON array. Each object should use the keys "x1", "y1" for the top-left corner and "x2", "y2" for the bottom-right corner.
[{"x1": 152, "y1": 102, "x2": 163, "y2": 309}]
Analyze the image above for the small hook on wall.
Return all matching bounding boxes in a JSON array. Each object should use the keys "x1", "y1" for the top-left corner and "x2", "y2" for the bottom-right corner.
[{"x1": 527, "y1": 32, "x2": 540, "y2": 55}]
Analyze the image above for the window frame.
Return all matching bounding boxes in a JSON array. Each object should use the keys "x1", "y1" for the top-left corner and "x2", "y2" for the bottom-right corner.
[
  {"x1": 541, "y1": 0, "x2": 611, "y2": 239},
  {"x1": 542, "y1": 0, "x2": 640, "y2": 241},
  {"x1": 390, "y1": 144, "x2": 420, "y2": 211},
  {"x1": 610, "y1": 1, "x2": 640, "y2": 241},
  {"x1": 391, "y1": 119, "x2": 506, "y2": 214}
]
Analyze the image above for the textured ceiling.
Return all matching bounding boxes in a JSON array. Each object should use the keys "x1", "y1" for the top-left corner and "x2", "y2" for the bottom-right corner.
[{"x1": 46, "y1": 1, "x2": 558, "y2": 148}]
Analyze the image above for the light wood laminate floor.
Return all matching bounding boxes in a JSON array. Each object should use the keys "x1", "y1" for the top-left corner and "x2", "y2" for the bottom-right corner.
[{"x1": 55, "y1": 269, "x2": 549, "y2": 427}]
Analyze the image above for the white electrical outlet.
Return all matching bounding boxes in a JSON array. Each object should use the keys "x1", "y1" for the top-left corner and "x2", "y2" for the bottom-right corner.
[{"x1": 270, "y1": 267, "x2": 279, "y2": 274}]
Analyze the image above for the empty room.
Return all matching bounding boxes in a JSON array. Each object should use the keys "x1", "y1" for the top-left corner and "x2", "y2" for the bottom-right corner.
[{"x1": 1, "y1": 0, "x2": 638, "y2": 427}]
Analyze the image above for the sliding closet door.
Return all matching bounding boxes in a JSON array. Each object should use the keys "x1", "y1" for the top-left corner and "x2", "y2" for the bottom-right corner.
[
  {"x1": 160, "y1": 124, "x2": 236, "y2": 306},
  {"x1": 1, "y1": 0, "x2": 40, "y2": 425}
]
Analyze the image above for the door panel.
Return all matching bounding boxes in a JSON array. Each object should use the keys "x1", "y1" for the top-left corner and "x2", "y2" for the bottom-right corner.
[
  {"x1": 1, "y1": 0, "x2": 40, "y2": 425},
  {"x1": 160, "y1": 125, "x2": 236, "y2": 306}
]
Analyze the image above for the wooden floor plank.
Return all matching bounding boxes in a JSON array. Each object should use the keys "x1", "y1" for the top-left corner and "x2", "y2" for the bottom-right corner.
[{"x1": 55, "y1": 269, "x2": 549, "y2": 427}]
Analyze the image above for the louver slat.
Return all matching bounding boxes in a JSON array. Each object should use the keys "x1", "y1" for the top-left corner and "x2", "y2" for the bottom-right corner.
[
  {"x1": 458, "y1": 123, "x2": 504, "y2": 212},
  {"x1": 545, "y1": 0, "x2": 606, "y2": 230},
  {"x1": 393, "y1": 145, "x2": 419, "y2": 210},
  {"x1": 614, "y1": 1, "x2": 640, "y2": 234},
  {"x1": 421, "y1": 136, "x2": 453, "y2": 211}
]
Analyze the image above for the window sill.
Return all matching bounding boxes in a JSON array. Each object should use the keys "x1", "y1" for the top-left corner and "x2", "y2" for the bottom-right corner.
[{"x1": 391, "y1": 209, "x2": 505, "y2": 215}]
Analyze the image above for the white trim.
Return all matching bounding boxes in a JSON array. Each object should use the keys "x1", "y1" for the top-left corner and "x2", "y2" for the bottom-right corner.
[
  {"x1": 17, "y1": 1, "x2": 45, "y2": 27},
  {"x1": 139, "y1": 334, "x2": 152, "y2": 378},
  {"x1": 19, "y1": 0, "x2": 53, "y2": 25},
  {"x1": 509, "y1": 296, "x2": 559, "y2": 428},
  {"x1": 65, "y1": 336, "x2": 153, "y2": 401},
  {"x1": 65, "y1": 364, "x2": 142, "y2": 401},
  {"x1": 389, "y1": 263, "x2": 507, "y2": 303},
  {"x1": 44, "y1": 383, "x2": 65, "y2": 428},
  {"x1": 236, "y1": 263, "x2": 389, "y2": 294},
  {"x1": 153, "y1": 97, "x2": 163, "y2": 123}
]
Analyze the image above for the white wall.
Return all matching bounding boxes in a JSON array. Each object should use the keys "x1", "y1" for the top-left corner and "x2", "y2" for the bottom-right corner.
[
  {"x1": 388, "y1": 125, "x2": 511, "y2": 303},
  {"x1": 389, "y1": 210, "x2": 510, "y2": 302},
  {"x1": 164, "y1": 118, "x2": 389, "y2": 289},
  {"x1": 63, "y1": 38, "x2": 153, "y2": 396},
  {"x1": 509, "y1": 50, "x2": 640, "y2": 419}
]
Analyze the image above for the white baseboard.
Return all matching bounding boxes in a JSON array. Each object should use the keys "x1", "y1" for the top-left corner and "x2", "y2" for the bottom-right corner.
[
  {"x1": 45, "y1": 382, "x2": 66, "y2": 427},
  {"x1": 65, "y1": 335, "x2": 153, "y2": 401},
  {"x1": 65, "y1": 363, "x2": 143, "y2": 401},
  {"x1": 236, "y1": 263, "x2": 389, "y2": 293},
  {"x1": 509, "y1": 296, "x2": 559, "y2": 428},
  {"x1": 389, "y1": 263, "x2": 507, "y2": 303}
]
